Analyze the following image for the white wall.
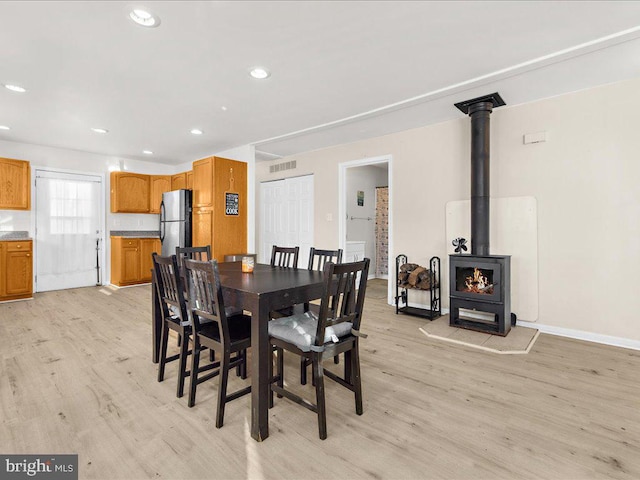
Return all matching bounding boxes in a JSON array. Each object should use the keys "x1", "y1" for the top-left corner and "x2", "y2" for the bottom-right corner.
[
  {"x1": 345, "y1": 164, "x2": 388, "y2": 274},
  {"x1": 256, "y1": 77, "x2": 640, "y2": 344}
]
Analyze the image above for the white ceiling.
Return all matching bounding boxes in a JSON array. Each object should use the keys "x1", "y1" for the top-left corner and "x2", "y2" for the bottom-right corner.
[{"x1": 2, "y1": 1, "x2": 640, "y2": 165}]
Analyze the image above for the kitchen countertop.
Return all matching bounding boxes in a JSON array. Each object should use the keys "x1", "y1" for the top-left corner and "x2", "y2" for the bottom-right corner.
[
  {"x1": 110, "y1": 230, "x2": 160, "y2": 238},
  {"x1": 0, "y1": 231, "x2": 31, "y2": 240}
]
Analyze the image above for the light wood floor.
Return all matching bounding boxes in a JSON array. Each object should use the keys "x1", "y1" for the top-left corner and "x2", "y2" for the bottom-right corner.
[{"x1": 1, "y1": 281, "x2": 639, "y2": 480}]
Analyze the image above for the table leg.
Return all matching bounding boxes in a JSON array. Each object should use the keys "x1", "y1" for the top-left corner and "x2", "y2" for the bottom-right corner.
[{"x1": 250, "y1": 298, "x2": 271, "y2": 441}]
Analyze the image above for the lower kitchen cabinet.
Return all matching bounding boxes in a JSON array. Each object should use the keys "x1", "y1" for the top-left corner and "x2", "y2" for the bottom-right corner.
[
  {"x1": 111, "y1": 237, "x2": 161, "y2": 286},
  {"x1": 0, "y1": 240, "x2": 33, "y2": 301}
]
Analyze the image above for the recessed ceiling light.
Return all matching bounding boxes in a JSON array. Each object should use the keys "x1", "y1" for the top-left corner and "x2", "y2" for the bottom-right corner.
[
  {"x1": 0, "y1": 125, "x2": 10, "y2": 130},
  {"x1": 143, "y1": 150, "x2": 153, "y2": 155},
  {"x1": 91, "y1": 127, "x2": 109, "y2": 134},
  {"x1": 4, "y1": 84, "x2": 26, "y2": 93},
  {"x1": 129, "y1": 8, "x2": 160, "y2": 27},
  {"x1": 249, "y1": 67, "x2": 270, "y2": 79},
  {"x1": 221, "y1": 106, "x2": 228, "y2": 111},
  {"x1": 190, "y1": 129, "x2": 203, "y2": 135}
]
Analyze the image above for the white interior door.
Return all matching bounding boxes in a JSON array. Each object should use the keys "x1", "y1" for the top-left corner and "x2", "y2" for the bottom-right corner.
[
  {"x1": 260, "y1": 175, "x2": 314, "y2": 266},
  {"x1": 35, "y1": 170, "x2": 103, "y2": 292}
]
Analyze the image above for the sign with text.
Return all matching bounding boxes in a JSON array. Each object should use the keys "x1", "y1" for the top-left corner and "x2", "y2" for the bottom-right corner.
[
  {"x1": 1, "y1": 454, "x2": 78, "y2": 480},
  {"x1": 225, "y1": 192, "x2": 239, "y2": 216}
]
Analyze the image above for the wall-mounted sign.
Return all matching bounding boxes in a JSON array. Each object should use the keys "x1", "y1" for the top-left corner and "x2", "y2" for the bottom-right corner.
[
  {"x1": 357, "y1": 190, "x2": 364, "y2": 206},
  {"x1": 225, "y1": 192, "x2": 239, "y2": 216}
]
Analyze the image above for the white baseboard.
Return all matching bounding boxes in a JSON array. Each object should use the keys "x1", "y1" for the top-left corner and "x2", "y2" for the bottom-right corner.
[{"x1": 516, "y1": 320, "x2": 640, "y2": 352}]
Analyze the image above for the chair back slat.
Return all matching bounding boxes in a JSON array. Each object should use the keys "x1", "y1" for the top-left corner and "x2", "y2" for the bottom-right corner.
[
  {"x1": 308, "y1": 247, "x2": 343, "y2": 271},
  {"x1": 152, "y1": 253, "x2": 190, "y2": 325},
  {"x1": 183, "y1": 258, "x2": 229, "y2": 341},
  {"x1": 270, "y1": 245, "x2": 300, "y2": 268},
  {"x1": 315, "y1": 259, "x2": 370, "y2": 347}
]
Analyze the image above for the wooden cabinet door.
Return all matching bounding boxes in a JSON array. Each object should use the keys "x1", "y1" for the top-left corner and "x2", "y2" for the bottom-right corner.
[
  {"x1": 139, "y1": 238, "x2": 160, "y2": 282},
  {"x1": 150, "y1": 175, "x2": 171, "y2": 214},
  {"x1": 192, "y1": 158, "x2": 213, "y2": 208},
  {"x1": 186, "y1": 171, "x2": 193, "y2": 190},
  {"x1": 5, "y1": 244, "x2": 32, "y2": 296},
  {"x1": 0, "y1": 158, "x2": 30, "y2": 210},
  {"x1": 110, "y1": 172, "x2": 150, "y2": 213},
  {"x1": 171, "y1": 173, "x2": 187, "y2": 191},
  {"x1": 0, "y1": 243, "x2": 4, "y2": 296},
  {"x1": 121, "y1": 241, "x2": 141, "y2": 284},
  {"x1": 192, "y1": 208, "x2": 213, "y2": 249}
]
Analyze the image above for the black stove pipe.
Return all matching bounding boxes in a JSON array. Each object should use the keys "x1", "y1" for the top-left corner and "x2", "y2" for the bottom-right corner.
[
  {"x1": 469, "y1": 101, "x2": 492, "y2": 256},
  {"x1": 454, "y1": 93, "x2": 505, "y2": 256}
]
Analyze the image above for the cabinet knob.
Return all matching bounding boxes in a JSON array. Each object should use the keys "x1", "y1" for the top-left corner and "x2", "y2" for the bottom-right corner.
[
  {"x1": 26, "y1": 253, "x2": 30, "y2": 257},
  {"x1": 16, "y1": 245, "x2": 21, "y2": 248}
]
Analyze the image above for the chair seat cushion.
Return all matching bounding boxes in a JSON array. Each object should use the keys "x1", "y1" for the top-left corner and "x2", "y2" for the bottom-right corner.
[{"x1": 268, "y1": 311, "x2": 352, "y2": 352}]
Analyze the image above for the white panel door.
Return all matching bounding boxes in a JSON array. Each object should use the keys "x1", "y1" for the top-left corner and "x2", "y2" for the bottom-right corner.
[
  {"x1": 260, "y1": 175, "x2": 314, "y2": 267},
  {"x1": 35, "y1": 170, "x2": 103, "y2": 292},
  {"x1": 260, "y1": 179, "x2": 284, "y2": 263},
  {"x1": 295, "y1": 175, "x2": 314, "y2": 268}
]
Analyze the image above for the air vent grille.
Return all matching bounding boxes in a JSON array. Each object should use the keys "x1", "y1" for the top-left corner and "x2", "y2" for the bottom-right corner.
[{"x1": 269, "y1": 160, "x2": 297, "y2": 174}]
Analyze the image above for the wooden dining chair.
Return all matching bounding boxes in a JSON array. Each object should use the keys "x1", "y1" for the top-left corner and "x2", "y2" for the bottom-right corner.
[
  {"x1": 301, "y1": 247, "x2": 344, "y2": 385},
  {"x1": 176, "y1": 245, "x2": 211, "y2": 270},
  {"x1": 183, "y1": 258, "x2": 252, "y2": 428},
  {"x1": 270, "y1": 245, "x2": 299, "y2": 268},
  {"x1": 153, "y1": 253, "x2": 199, "y2": 398},
  {"x1": 268, "y1": 258, "x2": 370, "y2": 440},
  {"x1": 308, "y1": 247, "x2": 343, "y2": 271},
  {"x1": 269, "y1": 245, "x2": 301, "y2": 319},
  {"x1": 174, "y1": 246, "x2": 213, "y2": 353}
]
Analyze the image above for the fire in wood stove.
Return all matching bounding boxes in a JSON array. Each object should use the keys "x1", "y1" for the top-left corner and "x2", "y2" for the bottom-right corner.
[{"x1": 457, "y1": 267, "x2": 494, "y2": 295}]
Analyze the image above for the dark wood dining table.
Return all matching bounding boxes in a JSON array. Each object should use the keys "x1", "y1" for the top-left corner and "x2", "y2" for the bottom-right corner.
[{"x1": 151, "y1": 261, "x2": 326, "y2": 441}]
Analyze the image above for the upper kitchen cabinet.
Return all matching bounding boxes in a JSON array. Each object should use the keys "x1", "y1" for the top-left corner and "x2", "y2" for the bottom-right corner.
[
  {"x1": 150, "y1": 175, "x2": 171, "y2": 214},
  {"x1": 186, "y1": 171, "x2": 193, "y2": 189},
  {"x1": 110, "y1": 172, "x2": 150, "y2": 213},
  {"x1": 192, "y1": 158, "x2": 214, "y2": 207},
  {"x1": 0, "y1": 158, "x2": 30, "y2": 210},
  {"x1": 171, "y1": 172, "x2": 187, "y2": 191}
]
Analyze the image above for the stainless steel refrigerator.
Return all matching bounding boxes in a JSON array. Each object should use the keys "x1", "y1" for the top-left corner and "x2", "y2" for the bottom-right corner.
[{"x1": 159, "y1": 189, "x2": 192, "y2": 256}]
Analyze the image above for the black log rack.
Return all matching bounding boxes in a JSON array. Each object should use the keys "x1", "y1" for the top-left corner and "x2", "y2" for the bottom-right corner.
[{"x1": 395, "y1": 254, "x2": 441, "y2": 320}]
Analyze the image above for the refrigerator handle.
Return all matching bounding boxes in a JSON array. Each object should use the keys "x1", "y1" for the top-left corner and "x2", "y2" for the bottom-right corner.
[{"x1": 159, "y1": 201, "x2": 165, "y2": 242}]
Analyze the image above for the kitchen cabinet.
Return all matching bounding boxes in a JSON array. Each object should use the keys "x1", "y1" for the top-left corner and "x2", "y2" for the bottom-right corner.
[
  {"x1": 192, "y1": 158, "x2": 214, "y2": 207},
  {"x1": 139, "y1": 238, "x2": 160, "y2": 282},
  {"x1": 110, "y1": 172, "x2": 150, "y2": 213},
  {"x1": 192, "y1": 208, "x2": 213, "y2": 250},
  {"x1": 111, "y1": 236, "x2": 160, "y2": 286},
  {"x1": 0, "y1": 157, "x2": 30, "y2": 210},
  {"x1": 191, "y1": 156, "x2": 247, "y2": 261},
  {"x1": 171, "y1": 172, "x2": 187, "y2": 191},
  {"x1": 186, "y1": 171, "x2": 193, "y2": 189},
  {"x1": 150, "y1": 175, "x2": 171, "y2": 214},
  {"x1": 0, "y1": 240, "x2": 33, "y2": 301}
]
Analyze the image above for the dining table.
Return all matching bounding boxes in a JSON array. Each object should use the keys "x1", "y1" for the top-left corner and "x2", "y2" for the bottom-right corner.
[{"x1": 151, "y1": 261, "x2": 326, "y2": 442}]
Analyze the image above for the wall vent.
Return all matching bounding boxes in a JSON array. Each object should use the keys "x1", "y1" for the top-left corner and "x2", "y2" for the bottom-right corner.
[{"x1": 270, "y1": 160, "x2": 296, "y2": 174}]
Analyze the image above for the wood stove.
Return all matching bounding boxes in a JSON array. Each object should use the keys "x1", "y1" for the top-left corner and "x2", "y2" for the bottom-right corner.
[
  {"x1": 449, "y1": 92, "x2": 513, "y2": 335},
  {"x1": 449, "y1": 254, "x2": 511, "y2": 335}
]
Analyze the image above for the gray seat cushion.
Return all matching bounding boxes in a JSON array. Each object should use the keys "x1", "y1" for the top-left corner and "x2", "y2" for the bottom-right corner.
[{"x1": 268, "y1": 311, "x2": 352, "y2": 352}]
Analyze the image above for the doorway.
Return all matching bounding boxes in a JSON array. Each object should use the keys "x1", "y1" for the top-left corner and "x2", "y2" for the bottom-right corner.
[
  {"x1": 339, "y1": 155, "x2": 392, "y2": 302},
  {"x1": 35, "y1": 169, "x2": 104, "y2": 292},
  {"x1": 259, "y1": 174, "x2": 314, "y2": 267}
]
